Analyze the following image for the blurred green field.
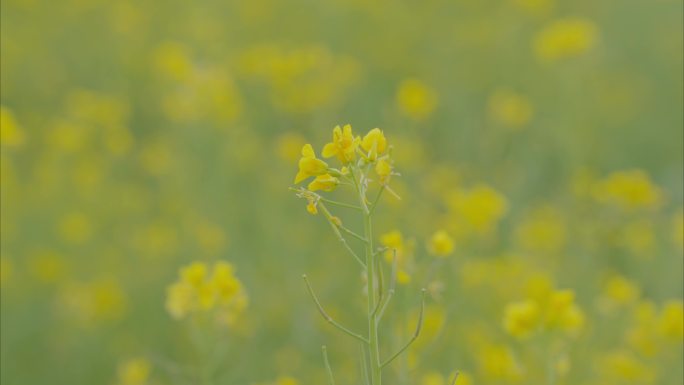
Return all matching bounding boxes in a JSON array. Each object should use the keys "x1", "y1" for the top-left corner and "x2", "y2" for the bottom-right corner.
[{"x1": 1, "y1": 0, "x2": 682, "y2": 384}]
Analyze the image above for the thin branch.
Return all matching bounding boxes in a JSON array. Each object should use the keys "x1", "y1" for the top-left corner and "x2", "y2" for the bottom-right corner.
[
  {"x1": 322, "y1": 346, "x2": 335, "y2": 385},
  {"x1": 377, "y1": 251, "x2": 398, "y2": 321},
  {"x1": 320, "y1": 197, "x2": 363, "y2": 211},
  {"x1": 318, "y1": 202, "x2": 366, "y2": 269},
  {"x1": 368, "y1": 185, "x2": 385, "y2": 215},
  {"x1": 380, "y1": 289, "x2": 426, "y2": 368},
  {"x1": 338, "y1": 224, "x2": 368, "y2": 243},
  {"x1": 302, "y1": 275, "x2": 369, "y2": 344}
]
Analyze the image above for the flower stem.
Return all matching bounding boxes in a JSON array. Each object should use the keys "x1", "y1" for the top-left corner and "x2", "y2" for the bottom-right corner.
[{"x1": 356, "y1": 166, "x2": 382, "y2": 385}]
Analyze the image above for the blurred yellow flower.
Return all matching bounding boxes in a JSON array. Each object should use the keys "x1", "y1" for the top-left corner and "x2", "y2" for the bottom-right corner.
[
  {"x1": 427, "y1": 230, "x2": 455, "y2": 257},
  {"x1": 0, "y1": 257, "x2": 12, "y2": 286},
  {"x1": 276, "y1": 133, "x2": 307, "y2": 163},
  {"x1": 447, "y1": 184, "x2": 508, "y2": 234},
  {"x1": 396, "y1": 79, "x2": 438, "y2": 121},
  {"x1": 28, "y1": 250, "x2": 67, "y2": 284},
  {"x1": 152, "y1": 41, "x2": 192, "y2": 81},
  {"x1": 534, "y1": 18, "x2": 598, "y2": 61},
  {"x1": 116, "y1": 357, "x2": 151, "y2": 385},
  {"x1": 321, "y1": 124, "x2": 359, "y2": 164},
  {"x1": 488, "y1": 89, "x2": 534, "y2": 129},
  {"x1": 166, "y1": 261, "x2": 247, "y2": 324},
  {"x1": 599, "y1": 350, "x2": 655, "y2": 382},
  {"x1": 515, "y1": 205, "x2": 567, "y2": 254},
  {"x1": 545, "y1": 289, "x2": 585, "y2": 334},
  {"x1": 657, "y1": 300, "x2": 683, "y2": 341},
  {"x1": 602, "y1": 275, "x2": 640, "y2": 308},
  {"x1": 0, "y1": 106, "x2": 26, "y2": 147},
  {"x1": 294, "y1": 144, "x2": 329, "y2": 184},
  {"x1": 503, "y1": 299, "x2": 541, "y2": 338},
  {"x1": 592, "y1": 169, "x2": 662, "y2": 210},
  {"x1": 58, "y1": 212, "x2": 93, "y2": 244}
]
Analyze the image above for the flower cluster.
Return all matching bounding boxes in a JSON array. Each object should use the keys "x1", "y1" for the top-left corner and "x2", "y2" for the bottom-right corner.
[
  {"x1": 165, "y1": 261, "x2": 247, "y2": 325},
  {"x1": 503, "y1": 288, "x2": 585, "y2": 339},
  {"x1": 293, "y1": 124, "x2": 397, "y2": 214}
]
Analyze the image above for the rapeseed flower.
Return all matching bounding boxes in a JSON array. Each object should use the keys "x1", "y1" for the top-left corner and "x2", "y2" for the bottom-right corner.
[
  {"x1": 361, "y1": 128, "x2": 387, "y2": 161},
  {"x1": 322, "y1": 124, "x2": 359, "y2": 164},
  {"x1": 294, "y1": 144, "x2": 328, "y2": 183}
]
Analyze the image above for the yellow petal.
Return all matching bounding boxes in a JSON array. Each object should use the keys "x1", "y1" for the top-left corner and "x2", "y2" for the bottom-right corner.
[
  {"x1": 294, "y1": 170, "x2": 308, "y2": 184},
  {"x1": 301, "y1": 143, "x2": 315, "y2": 158},
  {"x1": 322, "y1": 142, "x2": 337, "y2": 158}
]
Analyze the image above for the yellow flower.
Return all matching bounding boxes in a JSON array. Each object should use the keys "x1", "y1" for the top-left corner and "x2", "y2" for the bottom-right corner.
[
  {"x1": 0, "y1": 106, "x2": 26, "y2": 147},
  {"x1": 427, "y1": 230, "x2": 454, "y2": 257},
  {"x1": 503, "y1": 299, "x2": 541, "y2": 338},
  {"x1": 165, "y1": 282, "x2": 194, "y2": 319},
  {"x1": 294, "y1": 144, "x2": 329, "y2": 183},
  {"x1": 603, "y1": 275, "x2": 640, "y2": 307},
  {"x1": 307, "y1": 173, "x2": 339, "y2": 192},
  {"x1": 546, "y1": 290, "x2": 585, "y2": 334},
  {"x1": 180, "y1": 262, "x2": 208, "y2": 288},
  {"x1": 116, "y1": 357, "x2": 151, "y2": 385},
  {"x1": 488, "y1": 89, "x2": 534, "y2": 129},
  {"x1": 361, "y1": 128, "x2": 387, "y2": 161},
  {"x1": 592, "y1": 169, "x2": 662, "y2": 210},
  {"x1": 306, "y1": 200, "x2": 318, "y2": 215},
  {"x1": 657, "y1": 300, "x2": 683, "y2": 341},
  {"x1": 534, "y1": 18, "x2": 598, "y2": 61},
  {"x1": 321, "y1": 124, "x2": 360, "y2": 163},
  {"x1": 396, "y1": 79, "x2": 438, "y2": 120}
]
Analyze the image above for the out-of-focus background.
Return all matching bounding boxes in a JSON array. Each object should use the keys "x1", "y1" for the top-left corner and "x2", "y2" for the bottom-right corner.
[{"x1": 1, "y1": 0, "x2": 682, "y2": 384}]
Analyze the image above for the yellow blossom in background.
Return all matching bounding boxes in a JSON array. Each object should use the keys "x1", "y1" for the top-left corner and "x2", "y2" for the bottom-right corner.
[
  {"x1": 488, "y1": 89, "x2": 534, "y2": 129},
  {"x1": 427, "y1": 230, "x2": 454, "y2": 257},
  {"x1": 657, "y1": 300, "x2": 683, "y2": 341},
  {"x1": 57, "y1": 278, "x2": 127, "y2": 325},
  {"x1": 503, "y1": 299, "x2": 541, "y2": 338},
  {"x1": 166, "y1": 261, "x2": 247, "y2": 325},
  {"x1": 152, "y1": 41, "x2": 193, "y2": 81},
  {"x1": 534, "y1": 18, "x2": 598, "y2": 61},
  {"x1": 599, "y1": 350, "x2": 656, "y2": 383},
  {"x1": 601, "y1": 275, "x2": 640, "y2": 309},
  {"x1": 321, "y1": 124, "x2": 359, "y2": 164},
  {"x1": 0, "y1": 257, "x2": 12, "y2": 286},
  {"x1": 545, "y1": 289, "x2": 585, "y2": 334},
  {"x1": 396, "y1": 79, "x2": 438, "y2": 121},
  {"x1": 592, "y1": 169, "x2": 662, "y2": 210},
  {"x1": 28, "y1": 249, "x2": 67, "y2": 284},
  {"x1": 515, "y1": 205, "x2": 567, "y2": 254},
  {"x1": 116, "y1": 357, "x2": 151, "y2": 385},
  {"x1": 619, "y1": 219, "x2": 655, "y2": 257},
  {"x1": 478, "y1": 344, "x2": 521, "y2": 380},
  {"x1": 276, "y1": 133, "x2": 307, "y2": 163},
  {"x1": 447, "y1": 184, "x2": 508, "y2": 234},
  {"x1": 0, "y1": 106, "x2": 26, "y2": 147},
  {"x1": 294, "y1": 144, "x2": 328, "y2": 183},
  {"x1": 421, "y1": 372, "x2": 445, "y2": 385},
  {"x1": 58, "y1": 212, "x2": 93, "y2": 244}
]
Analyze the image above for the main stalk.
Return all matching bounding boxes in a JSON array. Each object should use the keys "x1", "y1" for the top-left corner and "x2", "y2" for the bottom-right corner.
[{"x1": 358, "y1": 167, "x2": 382, "y2": 385}]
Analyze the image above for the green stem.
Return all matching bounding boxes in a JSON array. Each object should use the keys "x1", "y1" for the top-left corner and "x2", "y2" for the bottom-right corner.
[{"x1": 357, "y1": 167, "x2": 382, "y2": 385}]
